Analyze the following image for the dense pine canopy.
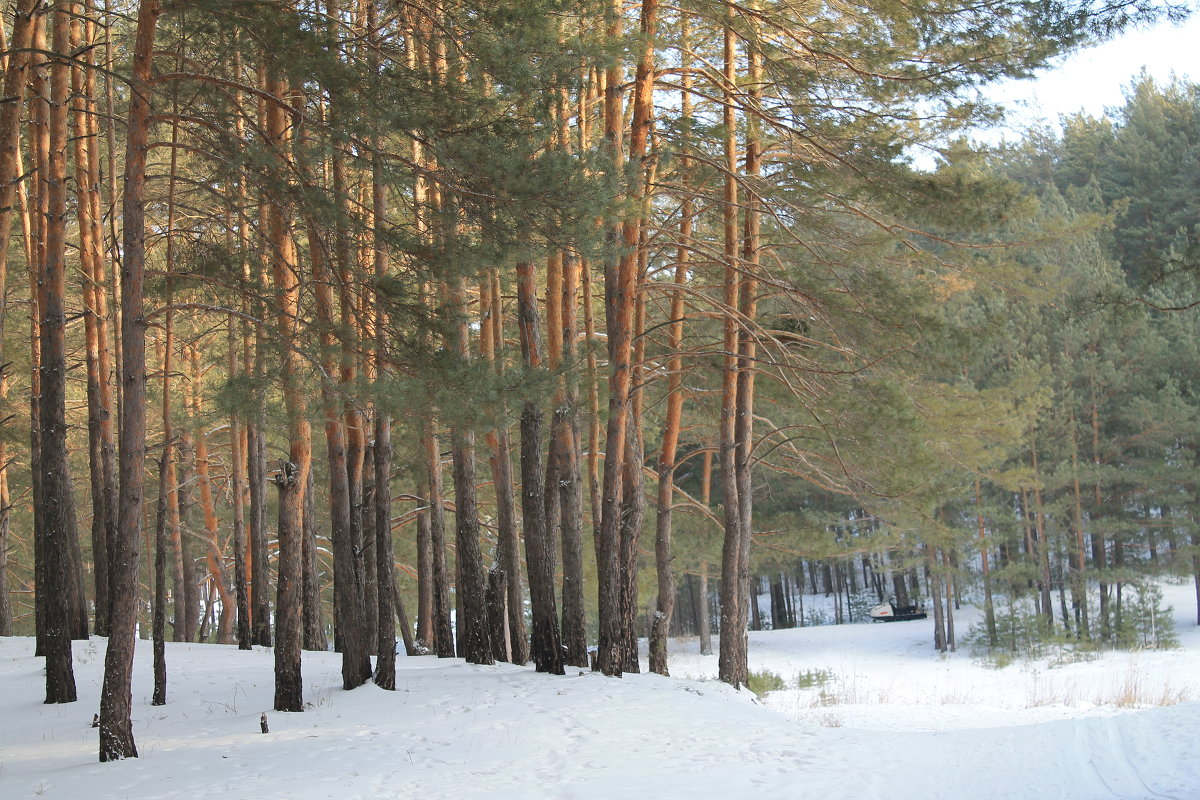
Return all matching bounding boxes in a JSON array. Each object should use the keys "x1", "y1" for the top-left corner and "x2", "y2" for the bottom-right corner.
[{"x1": 0, "y1": 0, "x2": 1195, "y2": 762}]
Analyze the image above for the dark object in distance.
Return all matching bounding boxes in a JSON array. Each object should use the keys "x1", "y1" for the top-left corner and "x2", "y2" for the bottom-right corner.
[{"x1": 868, "y1": 601, "x2": 928, "y2": 622}]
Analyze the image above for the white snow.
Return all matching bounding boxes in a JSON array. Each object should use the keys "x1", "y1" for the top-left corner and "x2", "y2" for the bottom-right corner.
[{"x1": 3, "y1": 581, "x2": 1199, "y2": 799}]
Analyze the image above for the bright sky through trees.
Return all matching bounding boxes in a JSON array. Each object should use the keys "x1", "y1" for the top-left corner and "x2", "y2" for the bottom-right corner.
[{"x1": 988, "y1": 12, "x2": 1199, "y2": 131}]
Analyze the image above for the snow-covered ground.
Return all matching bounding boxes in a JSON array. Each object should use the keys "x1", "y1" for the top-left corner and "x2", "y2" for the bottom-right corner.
[{"x1": 3, "y1": 581, "x2": 1198, "y2": 799}]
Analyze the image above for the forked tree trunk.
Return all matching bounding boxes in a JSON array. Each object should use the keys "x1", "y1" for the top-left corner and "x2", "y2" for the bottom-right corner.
[{"x1": 99, "y1": 0, "x2": 160, "y2": 761}]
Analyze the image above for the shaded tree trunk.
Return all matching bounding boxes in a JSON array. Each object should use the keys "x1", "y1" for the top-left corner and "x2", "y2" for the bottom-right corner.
[
  {"x1": 373, "y1": 418, "x2": 396, "y2": 688},
  {"x1": 302, "y1": 467, "x2": 327, "y2": 651},
  {"x1": 425, "y1": 425, "x2": 454, "y2": 657},
  {"x1": 517, "y1": 260, "x2": 564, "y2": 674},
  {"x1": 152, "y1": 449, "x2": 169, "y2": 705}
]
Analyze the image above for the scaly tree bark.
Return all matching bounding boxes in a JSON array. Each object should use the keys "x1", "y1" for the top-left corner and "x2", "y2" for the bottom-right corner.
[
  {"x1": 481, "y1": 271, "x2": 526, "y2": 664},
  {"x1": 310, "y1": 184, "x2": 370, "y2": 684},
  {"x1": 732, "y1": 12, "x2": 762, "y2": 673},
  {"x1": 40, "y1": 0, "x2": 84, "y2": 702},
  {"x1": 99, "y1": 0, "x2": 160, "y2": 761},
  {"x1": 0, "y1": 0, "x2": 37, "y2": 638},
  {"x1": 595, "y1": 0, "x2": 634, "y2": 677},
  {"x1": 72, "y1": 12, "x2": 117, "y2": 638},
  {"x1": 717, "y1": 7, "x2": 747, "y2": 689},
  {"x1": 447, "y1": 277, "x2": 493, "y2": 666},
  {"x1": 228, "y1": 319, "x2": 251, "y2": 650},
  {"x1": 372, "y1": 143, "x2": 396, "y2": 689},
  {"x1": 263, "y1": 59, "x2": 309, "y2": 713},
  {"x1": 517, "y1": 260, "x2": 564, "y2": 674},
  {"x1": 649, "y1": 19, "x2": 693, "y2": 674},
  {"x1": 152, "y1": 447, "x2": 170, "y2": 705},
  {"x1": 425, "y1": 423, "x2": 454, "y2": 657},
  {"x1": 556, "y1": 251, "x2": 587, "y2": 668},
  {"x1": 188, "y1": 345, "x2": 235, "y2": 644}
]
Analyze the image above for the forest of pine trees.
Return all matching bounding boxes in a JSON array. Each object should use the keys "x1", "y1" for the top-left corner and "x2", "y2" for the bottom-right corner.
[{"x1": 0, "y1": 0, "x2": 1195, "y2": 763}]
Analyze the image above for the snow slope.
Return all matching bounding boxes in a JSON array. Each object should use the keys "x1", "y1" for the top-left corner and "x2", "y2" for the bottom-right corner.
[{"x1": 2, "y1": 581, "x2": 1198, "y2": 800}]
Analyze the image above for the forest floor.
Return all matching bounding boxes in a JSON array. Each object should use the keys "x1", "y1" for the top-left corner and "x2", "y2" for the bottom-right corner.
[{"x1": 2, "y1": 580, "x2": 1198, "y2": 799}]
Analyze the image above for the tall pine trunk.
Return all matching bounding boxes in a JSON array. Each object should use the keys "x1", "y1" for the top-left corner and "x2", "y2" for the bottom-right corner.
[
  {"x1": 517, "y1": 260, "x2": 564, "y2": 674},
  {"x1": 264, "y1": 61, "x2": 309, "y2": 713},
  {"x1": 99, "y1": 0, "x2": 160, "y2": 761},
  {"x1": 40, "y1": 0, "x2": 84, "y2": 703}
]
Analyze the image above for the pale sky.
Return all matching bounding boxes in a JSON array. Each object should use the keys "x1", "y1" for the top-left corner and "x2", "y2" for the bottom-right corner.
[{"x1": 986, "y1": 12, "x2": 1199, "y2": 133}]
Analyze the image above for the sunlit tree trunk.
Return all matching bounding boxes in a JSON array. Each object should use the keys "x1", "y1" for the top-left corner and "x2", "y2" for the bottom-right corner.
[
  {"x1": 0, "y1": 0, "x2": 37, "y2": 638},
  {"x1": 263, "y1": 59, "x2": 309, "y2": 712},
  {"x1": 39, "y1": 0, "x2": 83, "y2": 703},
  {"x1": 187, "y1": 345, "x2": 235, "y2": 643},
  {"x1": 717, "y1": 8, "x2": 747, "y2": 689},
  {"x1": 70, "y1": 12, "x2": 116, "y2": 638},
  {"x1": 649, "y1": 21, "x2": 692, "y2": 674},
  {"x1": 99, "y1": 0, "x2": 160, "y2": 761}
]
